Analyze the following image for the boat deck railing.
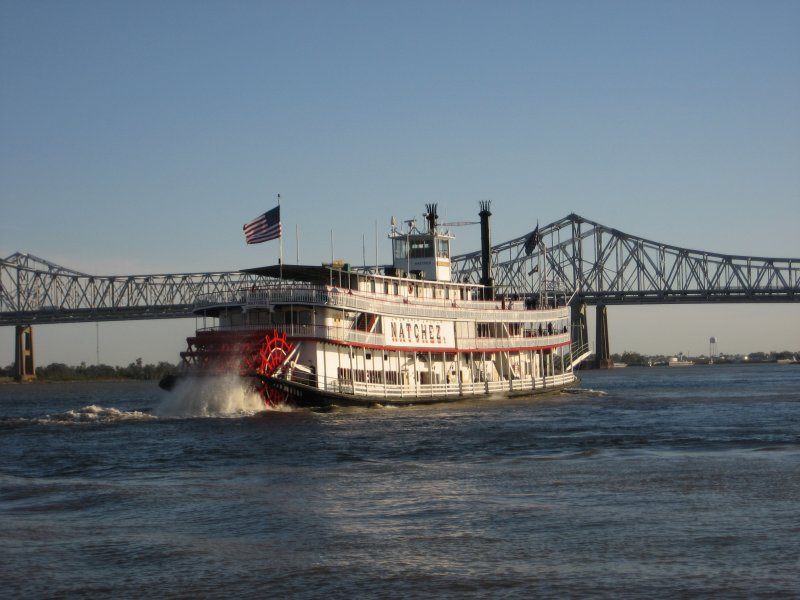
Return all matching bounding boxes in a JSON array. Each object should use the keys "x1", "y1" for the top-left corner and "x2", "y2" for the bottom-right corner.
[
  {"x1": 195, "y1": 322, "x2": 571, "y2": 351},
  {"x1": 565, "y1": 342, "x2": 592, "y2": 371},
  {"x1": 288, "y1": 368, "x2": 577, "y2": 400},
  {"x1": 196, "y1": 284, "x2": 570, "y2": 322}
]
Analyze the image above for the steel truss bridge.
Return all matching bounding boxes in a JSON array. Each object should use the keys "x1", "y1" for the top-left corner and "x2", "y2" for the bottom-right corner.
[
  {"x1": 451, "y1": 213, "x2": 799, "y2": 305},
  {"x1": 2, "y1": 213, "x2": 798, "y2": 377}
]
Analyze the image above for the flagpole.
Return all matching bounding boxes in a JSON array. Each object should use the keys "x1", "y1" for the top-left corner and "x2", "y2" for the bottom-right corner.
[
  {"x1": 278, "y1": 193, "x2": 283, "y2": 282},
  {"x1": 542, "y1": 238, "x2": 548, "y2": 308}
]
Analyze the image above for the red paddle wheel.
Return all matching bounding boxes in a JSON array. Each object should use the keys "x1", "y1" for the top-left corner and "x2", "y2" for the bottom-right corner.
[
  {"x1": 242, "y1": 330, "x2": 295, "y2": 407},
  {"x1": 181, "y1": 329, "x2": 294, "y2": 407}
]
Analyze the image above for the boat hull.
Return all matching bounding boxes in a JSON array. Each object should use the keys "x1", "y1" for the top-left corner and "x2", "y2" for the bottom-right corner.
[{"x1": 262, "y1": 374, "x2": 577, "y2": 408}]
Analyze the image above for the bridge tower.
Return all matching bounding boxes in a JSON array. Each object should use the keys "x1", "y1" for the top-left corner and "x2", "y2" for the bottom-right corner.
[
  {"x1": 14, "y1": 325, "x2": 36, "y2": 381},
  {"x1": 595, "y1": 305, "x2": 613, "y2": 369}
]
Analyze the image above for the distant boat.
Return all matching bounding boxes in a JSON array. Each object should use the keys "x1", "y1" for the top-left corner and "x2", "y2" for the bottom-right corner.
[
  {"x1": 612, "y1": 362, "x2": 628, "y2": 368},
  {"x1": 776, "y1": 357, "x2": 798, "y2": 365},
  {"x1": 668, "y1": 356, "x2": 694, "y2": 367}
]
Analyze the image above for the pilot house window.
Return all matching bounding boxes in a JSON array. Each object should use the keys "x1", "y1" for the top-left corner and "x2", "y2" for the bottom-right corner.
[
  {"x1": 393, "y1": 238, "x2": 408, "y2": 261},
  {"x1": 410, "y1": 240, "x2": 434, "y2": 259}
]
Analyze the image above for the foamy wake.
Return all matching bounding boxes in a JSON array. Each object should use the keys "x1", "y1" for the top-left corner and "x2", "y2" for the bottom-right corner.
[
  {"x1": 153, "y1": 375, "x2": 290, "y2": 418},
  {"x1": 564, "y1": 388, "x2": 609, "y2": 397},
  {"x1": 9, "y1": 377, "x2": 289, "y2": 425},
  {"x1": 46, "y1": 405, "x2": 157, "y2": 423}
]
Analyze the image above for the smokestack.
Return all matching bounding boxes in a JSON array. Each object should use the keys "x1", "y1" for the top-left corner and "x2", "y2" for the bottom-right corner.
[
  {"x1": 425, "y1": 203, "x2": 438, "y2": 233},
  {"x1": 479, "y1": 200, "x2": 494, "y2": 300}
]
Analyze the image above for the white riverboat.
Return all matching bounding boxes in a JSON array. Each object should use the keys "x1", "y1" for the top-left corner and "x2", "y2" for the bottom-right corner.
[
  {"x1": 162, "y1": 203, "x2": 589, "y2": 407},
  {"x1": 668, "y1": 356, "x2": 694, "y2": 367}
]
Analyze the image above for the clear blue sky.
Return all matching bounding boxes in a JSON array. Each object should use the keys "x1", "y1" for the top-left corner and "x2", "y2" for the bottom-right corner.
[{"x1": 2, "y1": 0, "x2": 798, "y2": 366}]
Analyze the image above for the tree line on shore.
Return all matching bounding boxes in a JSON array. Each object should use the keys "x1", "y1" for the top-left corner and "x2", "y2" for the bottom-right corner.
[
  {"x1": 1, "y1": 358, "x2": 177, "y2": 381},
  {"x1": 606, "y1": 350, "x2": 797, "y2": 367}
]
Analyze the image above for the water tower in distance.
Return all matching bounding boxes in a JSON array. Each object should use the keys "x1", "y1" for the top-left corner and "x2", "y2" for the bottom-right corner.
[{"x1": 709, "y1": 336, "x2": 718, "y2": 360}]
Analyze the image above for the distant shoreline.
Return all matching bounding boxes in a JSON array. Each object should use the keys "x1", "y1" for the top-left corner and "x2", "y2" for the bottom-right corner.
[{"x1": 3, "y1": 360, "x2": 797, "y2": 385}]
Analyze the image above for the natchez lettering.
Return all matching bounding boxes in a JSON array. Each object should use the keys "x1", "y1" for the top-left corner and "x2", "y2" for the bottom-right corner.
[{"x1": 389, "y1": 320, "x2": 445, "y2": 344}]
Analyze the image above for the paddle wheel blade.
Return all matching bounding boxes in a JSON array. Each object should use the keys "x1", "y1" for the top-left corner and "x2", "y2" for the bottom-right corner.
[{"x1": 247, "y1": 330, "x2": 295, "y2": 407}]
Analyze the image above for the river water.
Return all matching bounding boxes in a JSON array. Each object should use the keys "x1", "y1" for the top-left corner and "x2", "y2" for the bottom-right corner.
[{"x1": 1, "y1": 364, "x2": 798, "y2": 598}]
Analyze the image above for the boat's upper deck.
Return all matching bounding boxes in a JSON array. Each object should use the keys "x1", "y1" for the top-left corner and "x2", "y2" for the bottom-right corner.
[{"x1": 196, "y1": 265, "x2": 570, "y2": 323}]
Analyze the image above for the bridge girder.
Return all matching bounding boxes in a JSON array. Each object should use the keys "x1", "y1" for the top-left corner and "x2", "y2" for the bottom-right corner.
[
  {"x1": 1, "y1": 256, "x2": 273, "y2": 326},
  {"x1": 451, "y1": 214, "x2": 799, "y2": 305}
]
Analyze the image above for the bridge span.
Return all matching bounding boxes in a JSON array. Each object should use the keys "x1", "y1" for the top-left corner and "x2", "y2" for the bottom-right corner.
[{"x1": 3, "y1": 214, "x2": 798, "y2": 378}]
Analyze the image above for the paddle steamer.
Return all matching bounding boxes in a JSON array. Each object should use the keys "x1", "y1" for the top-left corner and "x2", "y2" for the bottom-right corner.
[{"x1": 162, "y1": 203, "x2": 587, "y2": 407}]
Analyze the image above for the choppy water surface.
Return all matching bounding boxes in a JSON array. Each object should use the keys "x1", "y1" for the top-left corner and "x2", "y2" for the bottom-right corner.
[{"x1": 1, "y1": 365, "x2": 798, "y2": 598}]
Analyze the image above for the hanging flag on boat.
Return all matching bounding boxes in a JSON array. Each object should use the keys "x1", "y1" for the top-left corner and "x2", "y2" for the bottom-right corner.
[
  {"x1": 524, "y1": 224, "x2": 540, "y2": 255},
  {"x1": 244, "y1": 205, "x2": 281, "y2": 244}
]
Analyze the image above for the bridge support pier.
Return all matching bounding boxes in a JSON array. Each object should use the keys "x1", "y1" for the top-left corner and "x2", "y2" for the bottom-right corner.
[
  {"x1": 14, "y1": 325, "x2": 36, "y2": 381},
  {"x1": 595, "y1": 305, "x2": 613, "y2": 369},
  {"x1": 571, "y1": 302, "x2": 589, "y2": 353}
]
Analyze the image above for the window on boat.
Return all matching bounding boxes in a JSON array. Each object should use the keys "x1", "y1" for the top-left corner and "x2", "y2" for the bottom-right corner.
[
  {"x1": 409, "y1": 239, "x2": 434, "y2": 259},
  {"x1": 393, "y1": 238, "x2": 408, "y2": 261},
  {"x1": 354, "y1": 312, "x2": 380, "y2": 332},
  {"x1": 506, "y1": 323, "x2": 521, "y2": 336},
  {"x1": 477, "y1": 322, "x2": 504, "y2": 338},
  {"x1": 436, "y1": 238, "x2": 450, "y2": 258}
]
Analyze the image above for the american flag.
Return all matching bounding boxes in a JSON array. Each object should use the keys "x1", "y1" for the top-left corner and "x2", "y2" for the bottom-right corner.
[
  {"x1": 243, "y1": 205, "x2": 281, "y2": 244},
  {"x1": 524, "y1": 224, "x2": 540, "y2": 256}
]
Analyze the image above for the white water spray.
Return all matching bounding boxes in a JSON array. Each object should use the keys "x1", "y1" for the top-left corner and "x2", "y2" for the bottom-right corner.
[{"x1": 153, "y1": 375, "x2": 288, "y2": 418}]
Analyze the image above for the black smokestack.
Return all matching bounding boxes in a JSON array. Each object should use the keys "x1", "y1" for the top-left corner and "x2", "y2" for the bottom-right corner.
[
  {"x1": 479, "y1": 200, "x2": 494, "y2": 300},
  {"x1": 425, "y1": 203, "x2": 438, "y2": 233}
]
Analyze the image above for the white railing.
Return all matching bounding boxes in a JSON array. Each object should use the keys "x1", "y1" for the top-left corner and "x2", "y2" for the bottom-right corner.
[
  {"x1": 196, "y1": 322, "x2": 571, "y2": 351},
  {"x1": 303, "y1": 369, "x2": 577, "y2": 400},
  {"x1": 467, "y1": 333, "x2": 570, "y2": 350},
  {"x1": 195, "y1": 284, "x2": 570, "y2": 323},
  {"x1": 565, "y1": 342, "x2": 592, "y2": 371}
]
